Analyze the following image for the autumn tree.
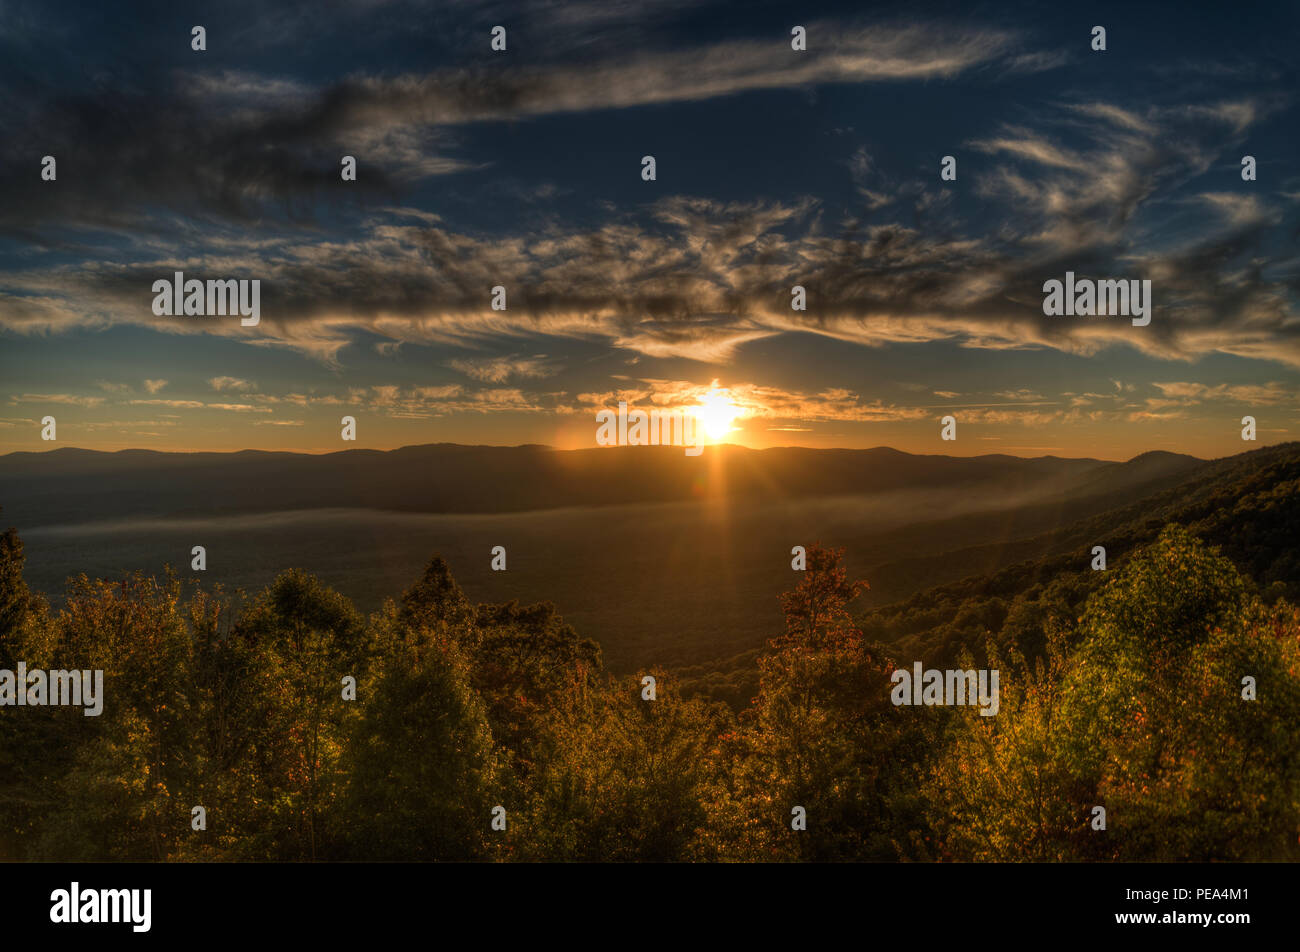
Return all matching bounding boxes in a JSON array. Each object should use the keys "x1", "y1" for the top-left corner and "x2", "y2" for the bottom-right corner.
[
  {"x1": 0, "y1": 521, "x2": 57, "y2": 859},
  {"x1": 925, "y1": 632, "x2": 1102, "y2": 861},
  {"x1": 35, "y1": 573, "x2": 194, "y2": 861},
  {"x1": 732, "y1": 544, "x2": 934, "y2": 860},
  {"x1": 515, "y1": 670, "x2": 725, "y2": 861}
]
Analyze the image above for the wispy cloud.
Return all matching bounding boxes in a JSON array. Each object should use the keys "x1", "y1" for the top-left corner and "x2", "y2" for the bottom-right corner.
[
  {"x1": 448, "y1": 355, "x2": 555, "y2": 383},
  {"x1": 10, "y1": 393, "x2": 105, "y2": 407}
]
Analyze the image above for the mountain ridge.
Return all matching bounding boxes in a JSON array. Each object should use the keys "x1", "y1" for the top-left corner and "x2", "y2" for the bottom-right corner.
[{"x1": 1, "y1": 441, "x2": 1160, "y2": 528}]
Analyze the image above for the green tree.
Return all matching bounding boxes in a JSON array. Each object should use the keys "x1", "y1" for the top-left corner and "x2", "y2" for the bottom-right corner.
[
  {"x1": 338, "y1": 632, "x2": 501, "y2": 860},
  {"x1": 231, "y1": 570, "x2": 370, "y2": 860},
  {"x1": 1063, "y1": 526, "x2": 1298, "y2": 859},
  {"x1": 931, "y1": 526, "x2": 1300, "y2": 861}
]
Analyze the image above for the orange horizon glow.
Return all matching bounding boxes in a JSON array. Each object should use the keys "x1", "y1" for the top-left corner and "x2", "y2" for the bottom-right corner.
[{"x1": 694, "y1": 388, "x2": 745, "y2": 441}]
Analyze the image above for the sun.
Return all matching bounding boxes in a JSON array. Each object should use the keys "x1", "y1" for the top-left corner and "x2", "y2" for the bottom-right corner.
[{"x1": 694, "y1": 389, "x2": 742, "y2": 441}]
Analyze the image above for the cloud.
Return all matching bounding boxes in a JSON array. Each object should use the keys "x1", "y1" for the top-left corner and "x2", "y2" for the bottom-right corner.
[
  {"x1": 7, "y1": 134, "x2": 1299, "y2": 374},
  {"x1": 69, "y1": 419, "x2": 183, "y2": 431},
  {"x1": 6, "y1": 160, "x2": 1298, "y2": 372},
  {"x1": 0, "y1": 20, "x2": 1030, "y2": 241},
  {"x1": 325, "y1": 21, "x2": 1023, "y2": 123},
  {"x1": 573, "y1": 377, "x2": 929, "y2": 424},
  {"x1": 209, "y1": 376, "x2": 257, "y2": 392},
  {"x1": 142, "y1": 379, "x2": 168, "y2": 394},
  {"x1": 126, "y1": 399, "x2": 271, "y2": 412},
  {"x1": 10, "y1": 393, "x2": 105, "y2": 407},
  {"x1": 992, "y1": 389, "x2": 1045, "y2": 401},
  {"x1": 1150, "y1": 381, "x2": 1294, "y2": 406},
  {"x1": 310, "y1": 382, "x2": 547, "y2": 417},
  {"x1": 448, "y1": 355, "x2": 554, "y2": 383}
]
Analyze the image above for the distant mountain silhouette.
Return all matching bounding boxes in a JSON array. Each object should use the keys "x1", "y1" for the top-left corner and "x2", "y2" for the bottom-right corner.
[{"x1": 0, "y1": 442, "x2": 1197, "y2": 528}]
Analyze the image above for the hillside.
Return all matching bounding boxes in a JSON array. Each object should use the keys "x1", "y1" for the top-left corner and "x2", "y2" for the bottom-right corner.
[
  {"x1": 681, "y1": 441, "x2": 1300, "y2": 707},
  {"x1": 863, "y1": 439, "x2": 1300, "y2": 664}
]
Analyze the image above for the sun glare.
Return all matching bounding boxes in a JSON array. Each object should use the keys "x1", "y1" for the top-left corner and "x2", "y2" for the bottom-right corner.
[{"x1": 695, "y1": 390, "x2": 742, "y2": 441}]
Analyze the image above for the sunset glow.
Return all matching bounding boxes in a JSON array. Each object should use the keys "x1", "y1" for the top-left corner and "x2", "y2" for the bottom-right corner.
[{"x1": 695, "y1": 390, "x2": 743, "y2": 440}]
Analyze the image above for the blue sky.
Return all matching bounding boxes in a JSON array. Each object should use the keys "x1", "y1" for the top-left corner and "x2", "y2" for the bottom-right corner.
[{"x1": 1, "y1": 0, "x2": 1297, "y2": 458}]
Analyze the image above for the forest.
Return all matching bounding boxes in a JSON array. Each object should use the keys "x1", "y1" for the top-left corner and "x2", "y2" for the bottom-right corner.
[{"x1": 1, "y1": 492, "x2": 1297, "y2": 862}]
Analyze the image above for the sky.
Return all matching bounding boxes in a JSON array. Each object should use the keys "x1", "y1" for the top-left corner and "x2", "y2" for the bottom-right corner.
[{"x1": 1, "y1": 0, "x2": 1297, "y2": 460}]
